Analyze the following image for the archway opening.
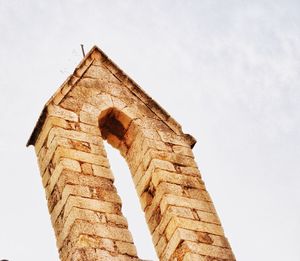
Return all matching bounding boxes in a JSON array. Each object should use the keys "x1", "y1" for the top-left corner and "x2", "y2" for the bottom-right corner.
[
  {"x1": 99, "y1": 108, "x2": 157, "y2": 260},
  {"x1": 104, "y1": 143, "x2": 157, "y2": 260},
  {"x1": 99, "y1": 108, "x2": 131, "y2": 156}
]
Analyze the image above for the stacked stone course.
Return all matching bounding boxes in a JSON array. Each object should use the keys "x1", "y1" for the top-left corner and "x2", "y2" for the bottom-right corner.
[{"x1": 27, "y1": 46, "x2": 235, "y2": 261}]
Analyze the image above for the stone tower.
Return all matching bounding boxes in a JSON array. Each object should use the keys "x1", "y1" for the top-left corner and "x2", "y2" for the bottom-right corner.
[{"x1": 27, "y1": 46, "x2": 235, "y2": 261}]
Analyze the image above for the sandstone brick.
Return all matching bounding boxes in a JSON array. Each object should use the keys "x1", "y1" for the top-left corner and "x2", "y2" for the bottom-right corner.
[
  {"x1": 51, "y1": 189, "x2": 118, "y2": 226},
  {"x1": 102, "y1": 82, "x2": 126, "y2": 98},
  {"x1": 79, "y1": 110, "x2": 99, "y2": 126},
  {"x1": 48, "y1": 185, "x2": 61, "y2": 212},
  {"x1": 147, "y1": 206, "x2": 162, "y2": 233},
  {"x1": 91, "y1": 50, "x2": 106, "y2": 62},
  {"x1": 140, "y1": 191, "x2": 153, "y2": 210},
  {"x1": 76, "y1": 235, "x2": 115, "y2": 252},
  {"x1": 82, "y1": 102, "x2": 102, "y2": 116},
  {"x1": 46, "y1": 158, "x2": 81, "y2": 197},
  {"x1": 158, "y1": 131, "x2": 190, "y2": 147},
  {"x1": 58, "y1": 221, "x2": 96, "y2": 251},
  {"x1": 57, "y1": 207, "x2": 99, "y2": 248},
  {"x1": 48, "y1": 104, "x2": 79, "y2": 122},
  {"x1": 90, "y1": 143, "x2": 106, "y2": 155},
  {"x1": 151, "y1": 206, "x2": 195, "y2": 246},
  {"x1": 89, "y1": 186, "x2": 122, "y2": 204},
  {"x1": 37, "y1": 145, "x2": 47, "y2": 163},
  {"x1": 68, "y1": 139, "x2": 91, "y2": 153},
  {"x1": 122, "y1": 106, "x2": 144, "y2": 122},
  {"x1": 76, "y1": 77, "x2": 106, "y2": 90},
  {"x1": 92, "y1": 165, "x2": 114, "y2": 181},
  {"x1": 39, "y1": 136, "x2": 71, "y2": 174},
  {"x1": 55, "y1": 170, "x2": 114, "y2": 192},
  {"x1": 42, "y1": 167, "x2": 51, "y2": 187},
  {"x1": 111, "y1": 96, "x2": 127, "y2": 110},
  {"x1": 95, "y1": 249, "x2": 139, "y2": 261},
  {"x1": 35, "y1": 116, "x2": 70, "y2": 152},
  {"x1": 182, "y1": 253, "x2": 205, "y2": 261},
  {"x1": 118, "y1": 141, "x2": 129, "y2": 157},
  {"x1": 144, "y1": 182, "x2": 184, "y2": 221},
  {"x1": 160, "y1": 194, "x2": 215, "y2": 214},
  {"x1": 84, "y1": 64, "x2": 120, "y2": 83},
  {"x1": 95, "y1": 249, "x2": 119, "y2": 261},
  {"x1": 196, "y1": 210, "x2": 221, "y2": 225},
  {"x1": 70, "y1": 81, "x2": 97, "y2": 97},
  {"x1": 115, "y1": 241, "x2": 137, "y2": 256},
  {"x1": 34, "y1": 116, "x2": 69, "y2": 152},
  {"x1": 62, "y1": 76, "x2": 79, "y2": 93},
  {"x1": 137, "y1": 117, "x2": 170, "y2": 132},
  {"x1": 180, "y1": 241, "x2": 235, "y2": 260},
  {"x1": 160, "y1": 227, "x2": 182, "y2": 260},
  {"x1": 123, "y1": 121, "x2": 140, "y2": 148},
  {"x1": 163, "y1": 227, "x2": 228, "y2": 249},
  {"x1": 47, "y1": 127, "x2": 102, "y2": 148},
  {"x1": 63, "y1": 196, "x2": 121, "y2": 222},
  {"x1": 125, "y1": 131, "x2": 145, "y2": 171},
  {"x1": 94, "y1": 223, "x2": 134, "y2": 243},
  {"x1": 145, "y1": 187, "x2": 189, "y2": 223},
  {"x1": 66, "y1": 247, "x2": 97, "y2": 261},
  {"x1": 52, "y1": 90, "x2": 65, "y2": 105},
  {"x1": 142, "y1": 150, "x2": 197, "y2": 173},
  {"x1": 165, "y1": 117, "x2": 182, "y2": 135},
  {"x1": 89, "y1": 94, "x2": 113, "y2": 111},
  {"x1": 179, "y1": 166, "x2": 201, "y2": 177},
  {"x1": 135, "y1": 159, "x2": 175, "y2": 196},
  {"x1": 106, "y1": 213, "x2": 128, "y2": 228},
  {"x1": 81, "y1": 162, "x2": 93, "y2": 175},
  {"x1": 59, "y1": 239, "x2": 74, "y2": 261},
  {"x1": 186, "y1": 187, "x2": 212, "y2": 202},
  {"x1": 165, "y1": 216, "x2": 225, "y2": 240},
  {"x1": 124, "y1": 120, "x2": 161, "y2": 150},
  {"x1": 52, "y1": 147, "x2": 109, "y2": 168},
  {"x1": 137, "y1": 98, "x2": 161, "y2": 119},
  {"x1": 140, "y1": 137, "x2": 172, "y2": 156},
  {"x1": 156, "y1": 235, "x2": 167, "y2": 257},
  {"x1": 147, "y1": 181, "x2": 210, "y2": 204},
  {"x1": 60, "y1": 95, "x2": 84, "y2": 113},
  {"x1": 79, "y1": 122, "x2": 101, "y2": 135},
  {"x1": 50, "y1": 184, "x2": 91, "y2": 221},
  {"x1": 172, "y1": 145, "x2": 194, "y2": 157},
  {"x1": 151, "y1": 169, "x2": 204, "y2": 190}
]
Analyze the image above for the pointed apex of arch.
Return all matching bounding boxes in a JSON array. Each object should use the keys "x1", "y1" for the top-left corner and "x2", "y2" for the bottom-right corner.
[
  {"x1": 81, "y1": 45, "x2": 108, "y2": 62},
  {"x1": 27, "y1": 45, "x2": 196, "y2": 147}
]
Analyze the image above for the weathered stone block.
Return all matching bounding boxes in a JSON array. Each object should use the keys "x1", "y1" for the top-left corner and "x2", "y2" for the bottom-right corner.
[
  {"x1": 52, "y1": 147, "x2": 109, "y2": 168},
  {"x1": 180, "y1": 241, "x2": 235, "y2": 260},
  {"x1": 160, "y1": 194, "x2": 215, "y2": 214},
  {"x1": 48, "y1": 104, "x2": 79, "y2": 122},
  {"x1": 165, "y1": 216, "x2": 225, "y2": 240}
]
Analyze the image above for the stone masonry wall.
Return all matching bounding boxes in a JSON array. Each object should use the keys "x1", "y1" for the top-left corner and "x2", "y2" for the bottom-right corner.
[{"x1": 29, "y1": 47, "x2": 235, "y2": 261}]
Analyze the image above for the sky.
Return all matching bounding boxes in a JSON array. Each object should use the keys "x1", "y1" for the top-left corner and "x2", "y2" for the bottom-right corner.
[{"x1": 0, "y1": 1, "x2": 300, "y2": 260}]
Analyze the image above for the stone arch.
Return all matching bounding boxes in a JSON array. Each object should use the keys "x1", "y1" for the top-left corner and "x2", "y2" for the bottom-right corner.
[
  {"x1": 27, "y1": 46, "x2": 235, "y2": 261},
  {"x1": 76, "y1": 93, "x2": 207, "y2": 260}
]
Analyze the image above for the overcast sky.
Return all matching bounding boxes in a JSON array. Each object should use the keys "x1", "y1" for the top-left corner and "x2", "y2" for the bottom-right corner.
[{"x1": 0, "y1": 1, "x2": 299, "y2": 260}]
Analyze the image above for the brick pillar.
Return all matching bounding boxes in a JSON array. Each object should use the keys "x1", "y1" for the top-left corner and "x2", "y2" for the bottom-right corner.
[
  {"x1": 34, "y1": 110, "x2": 140, "y2": 260},
  {"x1": 28, "y1": 46, "x2": 235, "y2": 261},
  {"x1": 122, "y1": 120, "x2": 235, "y2": 260}
]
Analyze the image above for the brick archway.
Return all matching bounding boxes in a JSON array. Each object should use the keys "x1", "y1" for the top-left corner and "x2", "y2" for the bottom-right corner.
[{"x1": 28, "y1": 46, "x2": 235, "y2": 260}]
